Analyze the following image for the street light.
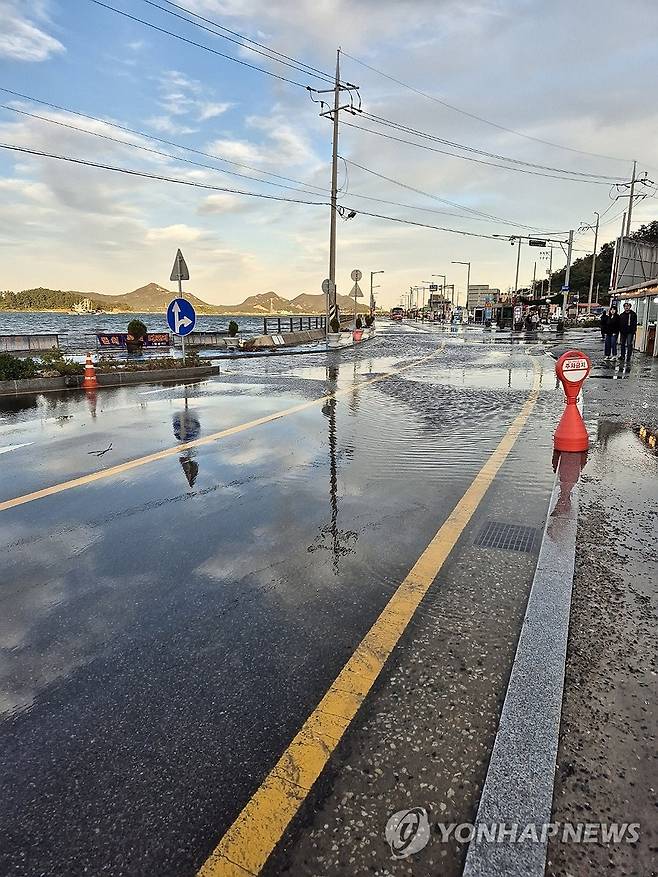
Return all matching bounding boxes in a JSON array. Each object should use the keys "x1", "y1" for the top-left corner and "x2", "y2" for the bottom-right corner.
[
  {"x1": 451, "y1": 261, "x2": 471, "y2": 309},
  {"x1": 370, "y1": 270, "x2": 384, "y2": 311}
]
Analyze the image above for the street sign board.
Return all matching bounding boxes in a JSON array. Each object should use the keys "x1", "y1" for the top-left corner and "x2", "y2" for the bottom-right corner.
[
  {"x1": 350, "y1": 269, "x2": 362, "y2": 282},
  {"x1": 561, "y1": 284, "x2": 570, "y2": 291},
  {"x1": 560, "y1": 355, "x2": 590, "y2": 383},
  {"x1": 429, "y1": 284, "x2": 438, "y2": 292},
  {"x1": 321, "y1": 278, "x2": 335, "y2": 295},
  {"x1": 529, "y1": 239, "x2": 546, "y2": 247},
  {"x1": 166, "y1": 298, "x2": 196, "y2": 336},
  {"x1": 170, "y1": 248, "x2": 190, "y2": 282},
  {"x1": 350, "y1": 282, "x2": 364, "y2": 298}
]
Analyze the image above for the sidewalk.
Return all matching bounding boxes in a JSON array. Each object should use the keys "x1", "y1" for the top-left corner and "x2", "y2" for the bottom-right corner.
[{"x1": 546, "y1": 342, "x2": 658, "y2": 876}]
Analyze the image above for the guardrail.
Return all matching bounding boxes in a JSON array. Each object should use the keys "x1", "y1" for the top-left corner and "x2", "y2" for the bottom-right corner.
[
  {"x1": 0, "y1": 333, "x2": 60, "y2": 353},
  {"x1": 263, "y1": 316, "x2": 327, "y2": 334}
]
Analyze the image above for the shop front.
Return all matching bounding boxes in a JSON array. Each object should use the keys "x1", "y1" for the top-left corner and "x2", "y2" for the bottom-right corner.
[{"x1": 612, "y1": 279, "x2": 658, "y2": 357}]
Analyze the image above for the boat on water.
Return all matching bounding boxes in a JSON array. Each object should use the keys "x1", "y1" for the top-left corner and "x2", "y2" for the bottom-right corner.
[{"x1": 71, "y1": 297, "x2": 104, "y2": 315}]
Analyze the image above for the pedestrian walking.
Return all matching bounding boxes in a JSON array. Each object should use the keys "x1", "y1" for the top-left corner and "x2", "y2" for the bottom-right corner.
[
  {"x1": 619, "y1": 301, "x2": 638, "y2": 364},
  {"x1": 604, "y1": 306, "x2": 620, "y2": 361},
  {"x1": 600, "y1": 308, "x2": 609, "y2": 340}
]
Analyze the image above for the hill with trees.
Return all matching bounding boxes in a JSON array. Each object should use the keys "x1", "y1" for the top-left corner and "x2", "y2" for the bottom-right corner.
[
  {"x1": 0, "y1": 283, "x2": 370, "y2": 314},
  {"x1": 536, "y1": 220, "x2": 658, "y2": 305}
]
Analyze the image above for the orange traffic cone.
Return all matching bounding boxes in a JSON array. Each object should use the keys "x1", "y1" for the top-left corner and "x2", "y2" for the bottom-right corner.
[{"x1": 83, "y1": 351, "x2": 99, "y2": 390}]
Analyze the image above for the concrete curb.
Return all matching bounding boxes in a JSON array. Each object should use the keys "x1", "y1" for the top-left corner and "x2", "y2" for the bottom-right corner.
[
  {"x1": 462, "y1": 451, "x2": 584, "y2": 877},
  {"x1": 0, "y1": 365, "x2": 219, "y2": 396}
]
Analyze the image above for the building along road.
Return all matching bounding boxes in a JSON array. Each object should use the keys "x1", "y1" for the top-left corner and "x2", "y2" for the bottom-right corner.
[{"x1": 0, "y1": 322, "x2": 563, "y2": 876}]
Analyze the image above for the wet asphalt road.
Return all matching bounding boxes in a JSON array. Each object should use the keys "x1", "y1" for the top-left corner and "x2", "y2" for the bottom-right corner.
[{"x1": 0, "y1": 323, "x2": 559, "y2": 876}]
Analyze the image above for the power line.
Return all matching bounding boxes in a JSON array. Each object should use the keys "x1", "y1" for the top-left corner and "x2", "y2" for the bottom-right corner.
[
  {"x1": 0, "y1": 103, "x2": 328, "y2": 198},
  {"x1": 88, "y1": 0, "x2": 315, "y2": 90},
  {"x1": 136, "y1": 0, "x2": 335, "y2": 85},
  {"x1": 0, "y1": 86, "x2": 327, "y2": 193},
  {"x1": 342, "y1": 156, "x2": 566, "y2": 231},
  {"x1": 358, "y1": 111, "x2": 625, "y2": 181},
  {"x1": 3, "y1": 102, "x2": 568, "y2": 232},
  {"x1": 0, "y1": 143, "x2": 329, "y2": 205},
  {"x1": 1, "y1": 142, "x2": 559, "y2": 244},
  {"x1": 340, "y1": 191, "x2": 524, "y2": 224},
  {"x1": 152, "y1": 0, "x2": 336, "y2": 82},
  {"x1": 339, "y1": 118, "x2": 619, "y2": 185},
  {"x1": 338, "y1": 205, "x2": 507, "y2": 240},
  {"x1": 342, "y1": 51, "x2": 630, "y2": 164}
]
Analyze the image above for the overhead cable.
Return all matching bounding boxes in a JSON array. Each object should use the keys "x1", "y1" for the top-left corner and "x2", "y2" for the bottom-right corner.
[{"x1": 342, "y1": 51, "x2": 630, "y2": 164}]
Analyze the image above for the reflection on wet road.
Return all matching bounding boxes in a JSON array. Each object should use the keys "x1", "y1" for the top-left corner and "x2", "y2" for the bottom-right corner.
[{"x1": 0, "y1": 324, "x2": 559, "y2": 876}]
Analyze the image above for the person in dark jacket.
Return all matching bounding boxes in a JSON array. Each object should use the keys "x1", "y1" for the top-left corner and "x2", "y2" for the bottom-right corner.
[
  {"x1": 600, "y1": 309, "x2": 609, "y2": 340},
  {"x1": 604, "y1": 306, "x2": 620, "y2": 360},
  {"x1": 619, "y1": 301, "x2": 638, "y2": 363}
]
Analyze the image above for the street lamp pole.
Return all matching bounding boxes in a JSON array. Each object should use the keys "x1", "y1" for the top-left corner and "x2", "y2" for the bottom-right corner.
[
  {"x1": 451, "y1": 261, "x2": 471, "y2": 310},
  {"x1": 370, "y1": 269, "x2": 384, "y2": 313}
]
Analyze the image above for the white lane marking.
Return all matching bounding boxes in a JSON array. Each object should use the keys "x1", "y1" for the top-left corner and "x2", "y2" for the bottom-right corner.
[
  {"x1": 0, "y1": 442, "x2": 33, "y2": 455},
  {"x1": 138, "y1": 380, "x2": 211, "y2": 396}
]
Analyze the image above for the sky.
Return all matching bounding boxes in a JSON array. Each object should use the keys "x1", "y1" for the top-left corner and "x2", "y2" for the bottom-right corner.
[{"x1": 1, "y1": 0, "x2": 658, "y2": 308}]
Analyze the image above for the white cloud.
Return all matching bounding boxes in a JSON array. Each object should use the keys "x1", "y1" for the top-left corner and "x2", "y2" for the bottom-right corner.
[
  {"x1": 198, "y1": 101, "x2": 233, "y2": 121},
  {"x1": 0, "y1": 0, "x2": 64, "y2": 62},
  {"x1": 198, "y1": 193, "x2": 251, "y2": 214},
  {"x1": 145, "y1": 115, "x2": 199, "y2": 135},
  {"x1": 206, "y1": 137, "x2": 264, "y2": 164},
  {"x1": 146, "y1": 224, "x2": 206, "y2": 242}
]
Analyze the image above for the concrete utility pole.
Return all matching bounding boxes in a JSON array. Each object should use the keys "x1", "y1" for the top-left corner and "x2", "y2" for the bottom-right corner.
[
  {"x1": 327, "y1": 49, "x2": 341, "y2": 321},
  {"x1": 564, "y1": 229, "x2": 574, "y2": 291},
  {"x1": 611, "y1": 211, "x2": 626, "y2": 291},
  {"x1": 625, "y1": 160, "x2": 637, "y2": 236},
  {"x1": 547, "y1": 246, "x2": 553, "y2": 296},
  {"x1": 514, "y1": 238, "x2": 521, "y2": 293},
  {"x1": 587, "y1": 212, "x2": 600, "y2": 313}
]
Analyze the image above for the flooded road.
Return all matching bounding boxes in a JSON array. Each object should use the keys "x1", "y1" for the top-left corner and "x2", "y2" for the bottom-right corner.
[{"x1": 0, "y1": 323, "x2": 562, "y2": 876}]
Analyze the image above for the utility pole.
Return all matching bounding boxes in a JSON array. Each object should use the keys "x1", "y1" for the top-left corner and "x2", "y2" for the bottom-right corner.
[
  {"x1": 587, "y1": 212, "x2": 600, "y2": 313},
  {"x1": 625, "y1": 160, "x2": 637, "y2": 236},
  {"x1": 611, "y1": 211, "x2": 626, "y2": 291},
  {"x1": 547, "y1": 246, "x2": 553, "y2": 296},
  {"x1": 564, "y1": 229, "x2": 574, "y2": 291},
  {"x1": 514, "y1": 238, "x2": 521, "y2": 294},
  {"x1": 532, "y1": 261, "x2": 537, "y2": 296},
  {"x1": 327, "y1": 49, "x2": 341, "y2": 322}
]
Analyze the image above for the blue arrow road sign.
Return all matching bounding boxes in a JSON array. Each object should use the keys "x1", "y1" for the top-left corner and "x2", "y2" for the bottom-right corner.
[{"x1": 167, "y1": 298, "x2": 196, "y2": 336}]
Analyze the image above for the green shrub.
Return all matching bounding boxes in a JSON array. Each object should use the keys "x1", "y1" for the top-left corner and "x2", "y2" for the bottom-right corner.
[
  {"x1": 0, "y1": 353, "x2": 38, "y2": 381},
  {"x1": 330, "y1": 317, "x2": 340, "y2": 333},
  {"x1": 228, "y1": 320, "x2": 239, "y2": 337},
  {"x1": 38, "y1": 347, "x2": 84, "y2": 376},
  {"x1": 127, "y1": 319, "x2": 147, "y2": 340}
]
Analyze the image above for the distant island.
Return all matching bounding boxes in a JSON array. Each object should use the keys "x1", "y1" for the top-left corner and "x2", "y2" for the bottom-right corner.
[{"x1": 0, "y1": 283, "x2": 369, "y2": 316}]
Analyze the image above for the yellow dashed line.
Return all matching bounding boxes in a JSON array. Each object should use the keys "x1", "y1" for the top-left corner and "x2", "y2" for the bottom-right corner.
[{"x1": 197, "y1": 364, "x2": 542, "y2": 877}]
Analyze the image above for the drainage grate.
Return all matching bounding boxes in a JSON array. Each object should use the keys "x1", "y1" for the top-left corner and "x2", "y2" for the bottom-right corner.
[{"x1": 475, "y1": 521, "x2": 539, "y2": 553}]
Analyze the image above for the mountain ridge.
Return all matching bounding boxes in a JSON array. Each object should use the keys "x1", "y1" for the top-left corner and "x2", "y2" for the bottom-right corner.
[{"x1": 2, "y1": 283, "x2": 370, "y2": 314}]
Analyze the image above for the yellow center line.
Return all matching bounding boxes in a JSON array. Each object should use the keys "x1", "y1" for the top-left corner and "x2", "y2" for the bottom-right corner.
[
  {"x1": 197, "y1": 362, "x2": 542, "y2": 877},
  {"x1": 0, "y1": 348, "x2": 443, "y2": 514}
]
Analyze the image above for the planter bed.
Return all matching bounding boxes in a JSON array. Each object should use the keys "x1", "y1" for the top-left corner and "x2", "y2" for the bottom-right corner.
[{"x1": 0, "y1": 365, "x2": 220, "y2": 396}]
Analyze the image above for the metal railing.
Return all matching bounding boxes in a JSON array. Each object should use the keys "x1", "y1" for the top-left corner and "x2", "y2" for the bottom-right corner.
[{"x1": 263, "y1": 315, "x2": 327, "y2": 334}]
